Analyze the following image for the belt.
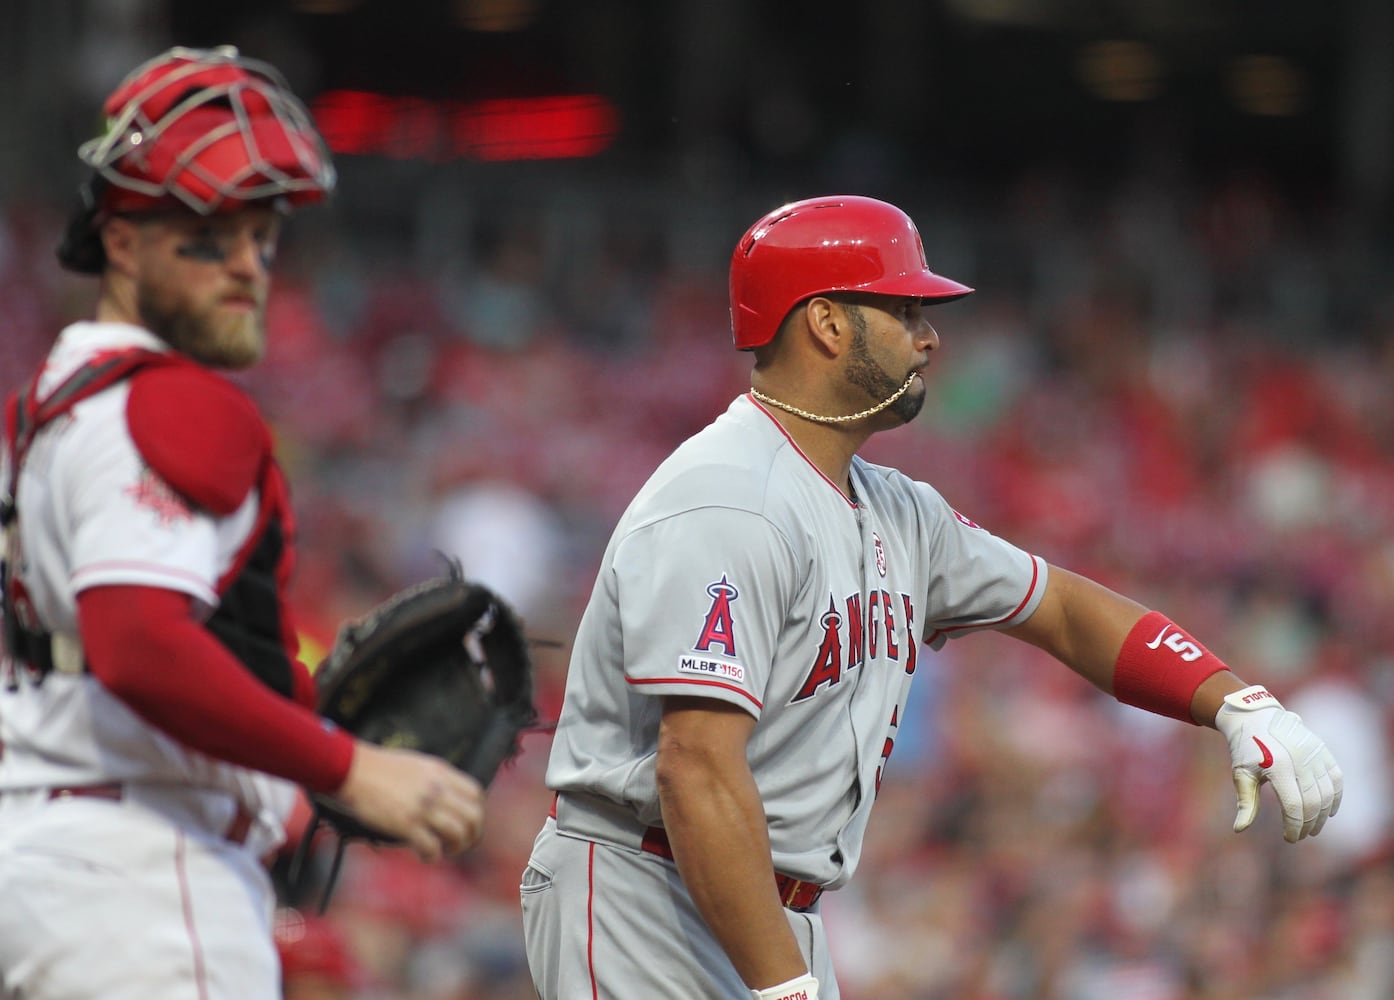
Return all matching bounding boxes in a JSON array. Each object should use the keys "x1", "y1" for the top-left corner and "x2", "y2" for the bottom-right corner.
[
  {"x1": 638, "y1": 824, "x2": 824, "y2": 913},
  {"x1": 46, "y1": 783, "x2": 255, "y2": 846},
  {"x1": 549, "y1": 795, "x2": 825, "y2": 912}
]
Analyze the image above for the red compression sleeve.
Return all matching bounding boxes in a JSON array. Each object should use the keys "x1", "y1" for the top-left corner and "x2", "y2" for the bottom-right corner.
[
  {"x1": 78, "y1": 585, "x2": 355, "y2": 793},
  {"x1": 1112, "y1": 610, "x2": 1230, "y2": 724},
  {"x1": 290, "y1": 654, "x2": 319, "y2": 709}
]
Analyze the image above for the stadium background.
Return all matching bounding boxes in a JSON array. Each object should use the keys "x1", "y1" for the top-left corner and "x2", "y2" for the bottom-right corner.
[{"x1": 4, "y1": 1, "x2": 1394, "y2": 997}]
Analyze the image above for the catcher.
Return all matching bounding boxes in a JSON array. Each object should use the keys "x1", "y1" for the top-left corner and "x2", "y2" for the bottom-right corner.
[{"x1": 0, "y1": 45, "x2": 530, "y2": 1000}]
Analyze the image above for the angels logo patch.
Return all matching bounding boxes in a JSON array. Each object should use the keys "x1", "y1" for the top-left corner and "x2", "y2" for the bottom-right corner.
[
  {"x1": 692, "y1": 575, "x2": 739, "y2": 657},
  {"x1": 873, "y1": 531, "x2": 886, "y2": 577}
]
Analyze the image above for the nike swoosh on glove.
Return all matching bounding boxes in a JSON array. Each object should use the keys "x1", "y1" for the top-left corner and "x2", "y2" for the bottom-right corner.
[{"x1": 1214, "y1": 685, "x2": 1343, "y2": 843}]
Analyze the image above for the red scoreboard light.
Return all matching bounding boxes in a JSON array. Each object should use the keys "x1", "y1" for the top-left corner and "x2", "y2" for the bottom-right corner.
[{"x1": 311, "y1": 90, "x2": 621, "y2": 161}]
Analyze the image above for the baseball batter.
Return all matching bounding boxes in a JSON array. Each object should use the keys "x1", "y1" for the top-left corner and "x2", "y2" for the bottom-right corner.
[
  {"x1": 0, "y1": 47, "x2": 484, "y2": 1000},
  {"x1": 520, "y1": 195, "x2": 1343, "y2": 999}
]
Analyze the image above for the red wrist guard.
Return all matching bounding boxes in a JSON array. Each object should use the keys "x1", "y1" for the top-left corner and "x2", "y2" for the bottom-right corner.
[{"x1": 1112, "y1": 611, "x2": 1230, "y2": 724}]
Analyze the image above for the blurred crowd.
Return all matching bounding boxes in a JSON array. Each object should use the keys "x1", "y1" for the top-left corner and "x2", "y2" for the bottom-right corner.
[{"x1": 3, "y1": 158, "x2": 1393, "y2": 999}]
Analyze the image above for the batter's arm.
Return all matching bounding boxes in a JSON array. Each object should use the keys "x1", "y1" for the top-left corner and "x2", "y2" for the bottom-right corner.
[
  {"x1": 1002, "y1": 566, "x2": 1246, "y2": 726},
  {"x1": 656, "y1": 696, "x2": 810, "y2": 991}
]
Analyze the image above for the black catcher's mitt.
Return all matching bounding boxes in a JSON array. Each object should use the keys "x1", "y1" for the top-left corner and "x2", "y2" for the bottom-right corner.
[{"x1": 309, "y1": 558, "x2": 537, "y2": 844}]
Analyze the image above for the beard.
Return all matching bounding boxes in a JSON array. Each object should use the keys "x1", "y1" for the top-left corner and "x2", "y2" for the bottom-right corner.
[
  {"x1": 137, "y1": 283, "x2": 266, "y2": 370},
  {"x1": 844, "y1": 312, "x2": 925, "y2": 424}
]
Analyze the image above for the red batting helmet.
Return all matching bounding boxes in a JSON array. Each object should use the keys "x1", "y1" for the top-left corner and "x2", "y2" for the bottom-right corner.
[
  {"x1": 729, "y1": 195, "x2": 973, "y2": 350},
  {"x1": 58, "y1": 45, "x2": 336, "y2": 273}
]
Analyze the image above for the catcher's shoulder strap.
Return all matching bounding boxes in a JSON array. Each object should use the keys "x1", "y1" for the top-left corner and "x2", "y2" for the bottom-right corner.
[
  {"x1": 3, "y1": 348, "x2": 176, "y2": 677},
  {"x1": 3, "y1": 348, "x2": 175, "y2": 521},
  {"x1": 22, "y1": 348, "x2": 295, "y2": 698},
  {"x1": 3, "y1": 347, "x2": 270, "y2": 522},
  {"x1": 3, "y1": 347, "x2": 300, "y2": 697}
]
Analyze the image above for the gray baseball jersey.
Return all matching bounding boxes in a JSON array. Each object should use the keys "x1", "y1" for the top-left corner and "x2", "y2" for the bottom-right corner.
[{"x1": 544, "y1": 392, "x2": 1046, "y2": 889}]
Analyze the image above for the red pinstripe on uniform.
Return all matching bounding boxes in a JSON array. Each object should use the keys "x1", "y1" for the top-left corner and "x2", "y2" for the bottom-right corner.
[
  {"x1": 72, "y1": 561, "x2": 214, "y2": 591},
  {"x1": 624, "y1": 675, "x2": 763, "y2": 710},
  {"x1": 173, "y1": 831, "x2": 211, "y2": 1000},
  {"x1": 587, "y1": 841, "x2": 599, "y2": 999}
]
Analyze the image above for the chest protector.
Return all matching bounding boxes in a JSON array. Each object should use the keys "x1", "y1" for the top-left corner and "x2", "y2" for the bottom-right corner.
[{"x1": 3, "y1": 348, "x2": 298, "y2": 698}]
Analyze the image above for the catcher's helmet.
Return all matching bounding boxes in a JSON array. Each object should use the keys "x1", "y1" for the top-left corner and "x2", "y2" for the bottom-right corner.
[
  {"x1": 58, "y1": 45, "x2": 336, "y2": 273},
  {"x1": 729, "y1": 195, "x2": 973, "y2": 350}
]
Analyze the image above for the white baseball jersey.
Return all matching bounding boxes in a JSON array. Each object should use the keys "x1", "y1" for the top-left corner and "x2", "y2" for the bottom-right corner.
[
  {"x1": 0, "y1": 321, "x2": 295, "y2": 836},
  {"x1": 546, "y1": 393, "x2": 1046, "y2": 889}
]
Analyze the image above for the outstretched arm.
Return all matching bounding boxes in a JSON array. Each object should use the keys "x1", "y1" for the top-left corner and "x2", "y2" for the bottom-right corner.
[
  {"x1": 1002, "y1": 566, "x2": 1245, "y2": 725},
  {"x1": 1003, "y1": 566, "x2": 1342, "y2": 842}
]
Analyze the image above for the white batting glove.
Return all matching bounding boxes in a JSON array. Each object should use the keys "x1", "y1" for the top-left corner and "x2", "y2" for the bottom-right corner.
[
  {"x1": 1214, "y1": 685, "x2": 1343, "y2": 843},
  {"x1": 752, "y1": 973, "x2": 820, "y2": 1000}
]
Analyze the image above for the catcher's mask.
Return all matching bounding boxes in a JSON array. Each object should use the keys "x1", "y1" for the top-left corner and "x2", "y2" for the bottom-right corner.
[
  {"x1": 728, "y1": 195, "x2": 974, "y2": 350},
  {"x1": 58, "y1": 44, "x2": 336, "y2": 274}
]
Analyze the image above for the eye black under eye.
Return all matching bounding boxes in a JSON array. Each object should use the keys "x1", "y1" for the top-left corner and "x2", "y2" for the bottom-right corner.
[{"x1": 175, "y1": 236, "x2": 227, "y2": 263}]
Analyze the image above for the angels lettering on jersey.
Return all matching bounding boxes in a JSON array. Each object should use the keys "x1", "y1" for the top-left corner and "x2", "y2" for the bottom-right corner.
[{"x1": 793, "y1": 589, "x2": 919, "y2": 702}]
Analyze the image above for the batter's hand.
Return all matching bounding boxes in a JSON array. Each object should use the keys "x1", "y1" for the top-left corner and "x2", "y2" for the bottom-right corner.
[
  {"x1": 333, "y1": 741, "x2": 486, "y2": 862},
  {"x1": 1214, "y1": 685, "x2": 1342, "y2": 843}
]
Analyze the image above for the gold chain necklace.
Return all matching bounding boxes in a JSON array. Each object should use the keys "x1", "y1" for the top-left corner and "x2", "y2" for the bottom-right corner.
[{"x1": 749, "y1": 373, "x2": 919, "y2": 425}]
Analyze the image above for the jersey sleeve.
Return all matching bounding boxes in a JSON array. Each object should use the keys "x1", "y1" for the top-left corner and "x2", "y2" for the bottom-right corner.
[
  {"x1": 60, "y1": 397, "x2": 222, "y2": 606},
  {"x1": 611, "y1": 505, "x2": 798, "y2": 717},
  {"x1": 914, "y1": 482, "x2": 1048, "y2": 649}
]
